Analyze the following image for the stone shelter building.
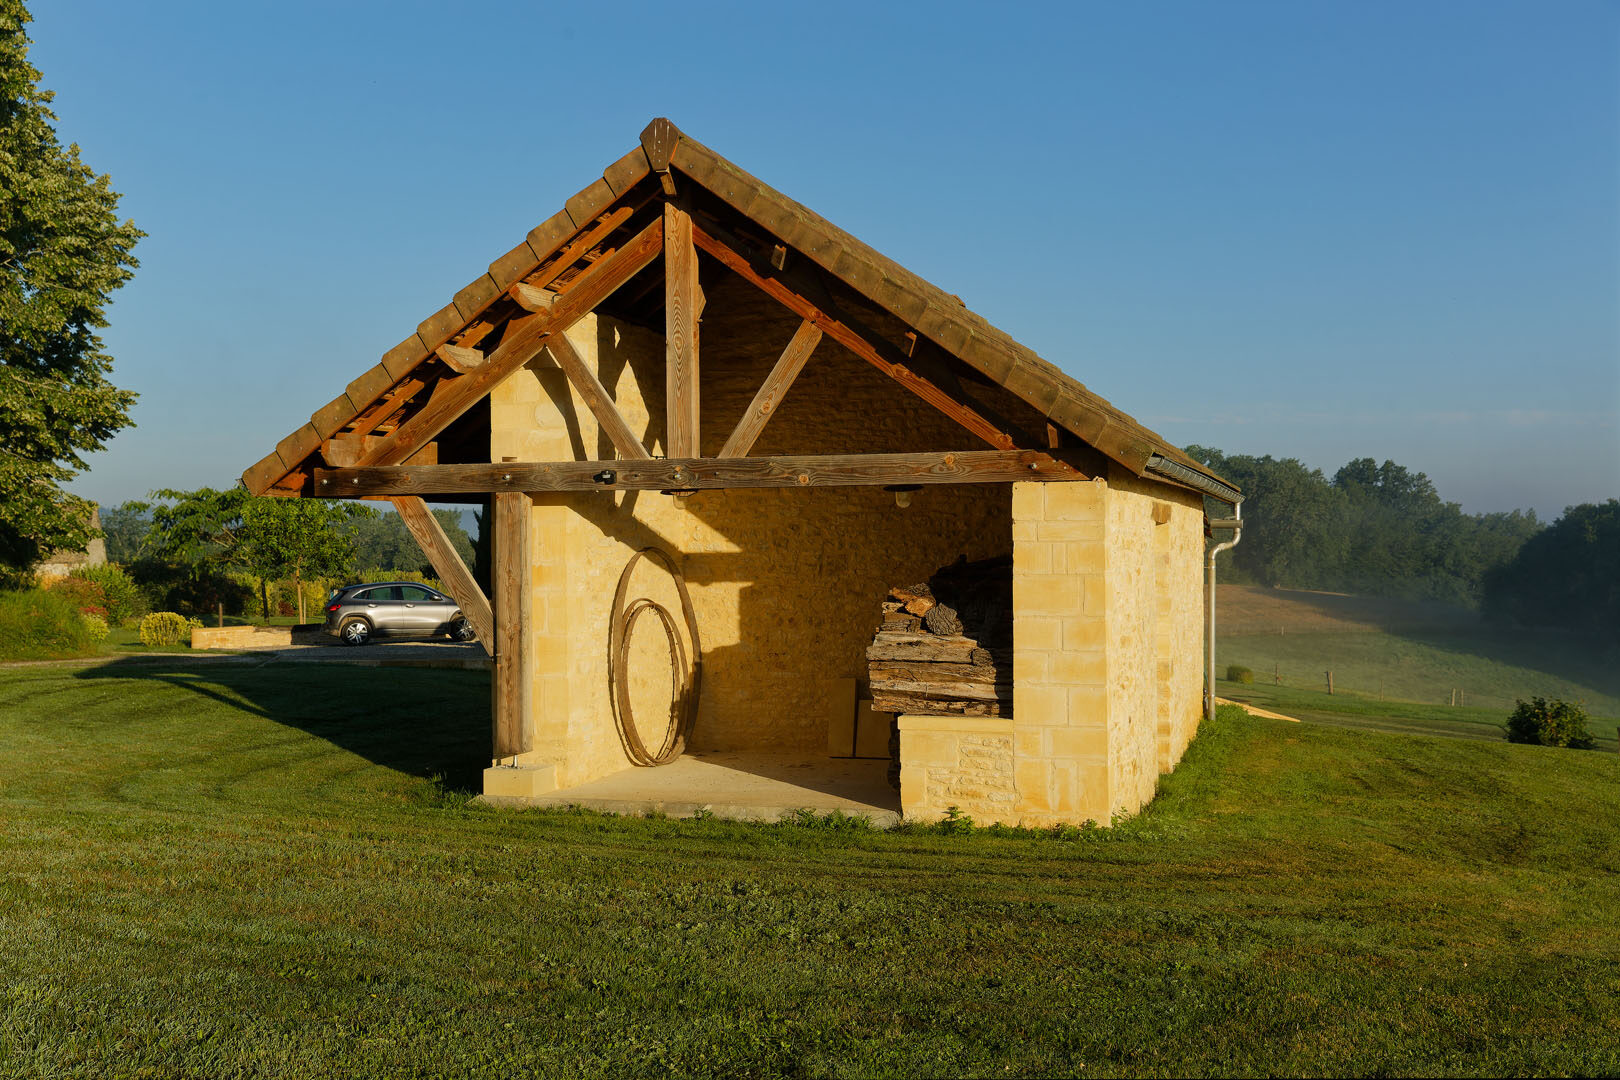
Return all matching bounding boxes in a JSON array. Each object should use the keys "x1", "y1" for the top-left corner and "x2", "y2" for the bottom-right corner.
[{"x1": 243, "y1": 119, "x2": 1241, "y2": 827}]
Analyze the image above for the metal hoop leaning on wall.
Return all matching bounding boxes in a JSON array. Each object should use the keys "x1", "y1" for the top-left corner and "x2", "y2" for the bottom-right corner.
[{"x1": 608, "y1": 547, "x2": 703, "y2": 766}]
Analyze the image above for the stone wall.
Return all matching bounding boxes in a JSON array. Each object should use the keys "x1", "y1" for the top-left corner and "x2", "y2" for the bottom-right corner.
[
  {"x1": 902, "y1": 473, "x2": 1206, "y2": 827},
  {"x1": 491, "y1": 307, "x2": 1011, "y2": 790}
]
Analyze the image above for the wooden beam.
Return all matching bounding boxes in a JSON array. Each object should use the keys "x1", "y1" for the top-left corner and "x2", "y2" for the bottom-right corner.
[
  {"x1": 359, "y1": 217, "x2": 664, "y2": 469},
  {"x1": 665, "y1": 203, "x2": 700, "y2": 457},
  {"x1": 436, "y1": 344, "x2": 485, "y2": 374},
  {"x1": 323, "y1": 436, "x2": 436, "y2": 468},
  {"x1": 543, "y1": 333, "x2": 651, "y2": 461},
  {"x1": 391, "y1": 496, "x2": 494, "y2": 656},
  {"x1": 315, "y1": 449, "x2": 1079, "y2": 496},
  {"x1": 492, "y1": 490, "x2": 531, "y2": 760},
  {"x1": 523, "y1": 205, "x2": 636, "y2": 294},
  {"x1": 509, "y1": 283, "x2": 556, "y2": 312},
  {"x1": 689, "y1": 223, "x2": 1016, "y2": 451},
  {"x1": 716, "y1": 319, "x2": 821, "y2": 458}
]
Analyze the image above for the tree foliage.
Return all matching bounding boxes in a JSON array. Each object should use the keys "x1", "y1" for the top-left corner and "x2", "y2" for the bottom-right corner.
[
  {"x1": 1483, "y1": 500, "x2": 1619, "y2": 643},
  {"x1": 140, "y1": 488, "x2": 375, "y2": 620},
  {"x1": 352, "y1": 509, "x2": 474, "y2": 578},
  {"x1": 1186, "y1": 446, "x2": 1542, "y2": 604},
  {"x1": 0, "y1": 1, "x2": 141, "y2": 578}
]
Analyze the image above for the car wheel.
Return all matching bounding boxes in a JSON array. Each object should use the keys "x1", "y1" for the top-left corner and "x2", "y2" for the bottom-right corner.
[
  {"x1": 450, "y1": 618, "x2": 477, "y2": 642},
  {"x1": 340, "y1": 617, "x2": 371, "y2": 646}
]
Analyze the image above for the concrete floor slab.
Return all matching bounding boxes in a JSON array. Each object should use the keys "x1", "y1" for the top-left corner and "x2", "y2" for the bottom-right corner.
[{"x1": 492, "y1": 752, "x2": 901, "y2": 825}]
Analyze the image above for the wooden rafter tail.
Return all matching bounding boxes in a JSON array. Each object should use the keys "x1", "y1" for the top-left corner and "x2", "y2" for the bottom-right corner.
[
  {"x1": 391, "y1": 496, "x2": 495, "y2": 656},
  {"x1": 664, "y1": 203, "x2": 700, "y2": 458},
  {"x1": 358, "y1": 216, "x2": 666, "y2": 470},
  {"x1": 314, "y1": 449, "x2": 1080, "y2": 497},
  {"x1": 687, "y1": 223, "x2": 1017, "y2": 453},
  {"x1": 543, "y1": 334, "x2": 651, "y2": 461},
  {"x1": 717, "y1": 319, "x2": 822, "y2": 459}
]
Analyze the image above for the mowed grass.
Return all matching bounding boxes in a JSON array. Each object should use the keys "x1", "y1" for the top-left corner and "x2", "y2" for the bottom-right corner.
[
  {"x1": 1218, "y1": 585, "x2": 1620, "y2": 719},
  {"x1": 2, "y1": 660, "x2": 1619, "y2": 1077}
]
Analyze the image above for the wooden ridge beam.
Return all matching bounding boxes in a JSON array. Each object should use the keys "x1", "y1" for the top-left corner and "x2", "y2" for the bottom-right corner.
[
  {"x1": 359, "y1": 217, "x2": 665, "y2": 469},
  {"x1": 391, "y1": 496, "x2": 494, "y2": 656},
  {"x1": 717, "y1": 319, "x2": 821, "y2": 458},
  {"x1": 543, "y1": 334, "x2": 651, "y2": 461},
  {"x1": 688, "y1": 223, "x2": 1017, "y2": 452},
  {"x1": 315, "y1": 449, "x2": 1079, "y2": 497}
]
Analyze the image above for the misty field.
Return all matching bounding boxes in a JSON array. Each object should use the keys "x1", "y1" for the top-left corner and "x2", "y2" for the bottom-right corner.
[
  {"x1": 1217, "y1": 584, "x2": 1620, "y2": 726},
  {"x1": 2, "y1": 658, "x2": 1618, "y2": 1077}
]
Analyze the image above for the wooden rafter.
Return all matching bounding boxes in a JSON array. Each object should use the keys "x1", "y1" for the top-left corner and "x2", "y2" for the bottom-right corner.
[
  {"x1": 543, "y1": 333, "x2": 651, "y2": 461},
  {"x1": 688, "y1": 223, "x2": 1018, "y2": 452},
  {"x1": 664, "y1": 203, "x2": 700, "y2": 457},
  {"x1": 314, "y1": 449, "x2": 1078, "y2": 497},
  {"x1": 518, "y1": 205, "x2": 636, "y2": 296},
  {"x1": 391, "y1": 495, "x2": 494, "y2": 655},
  {"x1": 717, "y1": 319, "x2": 821, "y2": 458},
  {"x1": 357, "y1": 217, "x2": 665, "y2": 469}
]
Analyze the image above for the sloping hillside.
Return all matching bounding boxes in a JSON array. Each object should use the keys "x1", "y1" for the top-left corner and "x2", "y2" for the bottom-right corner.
[{"x1": 1218, "y1": 584, "x2": 1620, "y2": 721}]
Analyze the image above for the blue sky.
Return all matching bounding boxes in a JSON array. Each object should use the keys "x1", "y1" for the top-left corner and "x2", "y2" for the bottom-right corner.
[{"x1": 32, "y1": 0, "x2": 1619, "y2": 520}]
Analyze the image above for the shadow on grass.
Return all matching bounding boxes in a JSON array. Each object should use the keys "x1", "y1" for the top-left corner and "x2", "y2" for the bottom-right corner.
[{"x1": 73, "y1": 658, "x2": 491, "y2": 794}]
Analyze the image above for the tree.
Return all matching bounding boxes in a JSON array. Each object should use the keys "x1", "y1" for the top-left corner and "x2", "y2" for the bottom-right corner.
[
  {"x1": 98, "y1": 500, "x2": 150, "y2": 563},
  {"x1": 1484, "y1": 500, "x2": 1620, "y2": 643},
  {"x1": 0, "y1": 2, "x2": 142, "y2": 581},
  {"x1": 352, "y1": 508, "x2": 474, "y2": 577},
  {"x1": 142, "y1": 489, "x2": 374, "y2": 621}
]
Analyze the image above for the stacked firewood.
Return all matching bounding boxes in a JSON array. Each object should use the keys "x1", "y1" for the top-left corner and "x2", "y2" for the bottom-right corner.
[{"x1": 867, "y1": 555, "x2": 1013, "y2": 717}]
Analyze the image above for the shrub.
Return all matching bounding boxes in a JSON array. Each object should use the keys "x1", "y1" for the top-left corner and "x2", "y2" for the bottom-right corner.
[
  {"x1": 1506, "y1": 697, "x2": 1596, "y2": 749},
  {"x1": 43, "y1": 574, "x2": 106, "y2": 613},
  {"x1": 1226, "y1": 665, "x2": 1254, "y2": 684},
  {"x1": 139, "y1": 612, "x2": 194, "y2": 647},
  {"x1": 69, "y1": 564, "x2": 145, "y2": 624},
  {"x1": 0, "y1": 588, "x2": 97, "y2": 660},
  {"x1": 81, "y1": 613, "x2": 110, "y2": 642}
]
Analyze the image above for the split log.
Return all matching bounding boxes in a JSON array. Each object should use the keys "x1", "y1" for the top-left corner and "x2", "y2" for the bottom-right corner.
[{"x1": 923, "y1": 603, "x2": 963, "y2": 636}]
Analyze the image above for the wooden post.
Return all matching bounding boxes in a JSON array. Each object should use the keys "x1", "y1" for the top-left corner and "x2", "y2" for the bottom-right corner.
[
  {"x1": 664, "y1": 203, "x2": 700, "y2": 458},
  {"x1": 1273, "y1": 662, "x2": 1280, "y2": 685},
  {"x1": 217, "y1": 602, "x2": 224, "y2": 629},
  {"x1": 491, "y1": 486, "x2": 531, "y2": 762},
  {"x1": 1325, "y1": 670, "x2": 1333, "y2": 695}
]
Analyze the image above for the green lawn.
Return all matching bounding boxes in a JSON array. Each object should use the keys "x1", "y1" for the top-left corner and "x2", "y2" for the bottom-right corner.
[
  {"x1": 1218, "y1": 680, "x2": 1620, "y2": 752},
  {"x1": 1221, "y1": 628, "x2": 1620, "y2": 717},
  {"x1": 2, "y1": 660, "x2": 1618, "y2": 1077}
]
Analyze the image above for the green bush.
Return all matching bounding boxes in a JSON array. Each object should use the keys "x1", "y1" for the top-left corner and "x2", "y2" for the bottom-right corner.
[
  {"x1": 81, "y1": 613, "x2": 109, "y2": 642},
  {"x1": 1226, "y1": 665, "x2": 1254, "y2": 684},
  {"x1": 43, "y1": 574, "x2": 105, "y2": 613},
  {"x1": 0, "y1": 588, "x2": 98, "y2": 660},
  {"x1": 139, "y1": 612, "x2": 193, "y2": 647},
  {"x1": 1506, "y1": 697, "x2": 1596, "y2": 750},
  {"x1": 69, "y1": 564, "x2": 146, "y2": 625}
]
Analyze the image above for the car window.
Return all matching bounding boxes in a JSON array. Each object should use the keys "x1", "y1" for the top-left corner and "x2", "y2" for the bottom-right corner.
[
  {"x1": 399, "y1": 585, "x2": 435, "y2": 602},
  {"x1": 350, "y1": 588, "x2": 375, "y2": 601}
]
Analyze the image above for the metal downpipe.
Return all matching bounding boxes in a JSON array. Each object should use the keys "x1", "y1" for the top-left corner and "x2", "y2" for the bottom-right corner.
[{"x1": 1205, "y1": 504, "x2": 1243, "y2": 722}]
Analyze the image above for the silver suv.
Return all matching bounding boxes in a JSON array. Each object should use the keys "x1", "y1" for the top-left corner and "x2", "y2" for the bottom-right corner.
[{"x1": 323, "y1": 582, "x2": 477, "y2": 646}]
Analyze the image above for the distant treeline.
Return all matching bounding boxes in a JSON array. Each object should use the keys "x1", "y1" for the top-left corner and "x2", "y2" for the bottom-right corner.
[
  {"x1": 1186, "y1": 447, "x2": 1616, "y2": 642},
  {"x1": 1186, "y1": 446, "x2": 1541, "y2": 605}
]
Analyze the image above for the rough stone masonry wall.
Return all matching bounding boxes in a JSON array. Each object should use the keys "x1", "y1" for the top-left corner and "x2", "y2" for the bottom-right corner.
[{"x1": 491, "y1": 307, "x2": 1010, "y2": 790}]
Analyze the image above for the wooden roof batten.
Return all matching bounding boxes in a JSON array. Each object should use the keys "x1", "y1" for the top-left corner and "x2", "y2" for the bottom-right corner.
[{"x1": 244, "y1": 117, "x2": 1237, "y2": 503}]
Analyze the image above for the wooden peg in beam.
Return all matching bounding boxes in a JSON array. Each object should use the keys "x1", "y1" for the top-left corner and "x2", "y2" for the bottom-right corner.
[
  {"x1": 657, "y1": 169, "x2": 677, "y2": 197},
  {"x1": 436, "y1": 345, "x2": 486, "y2": 374},
  {"x1": 510, "y1": 282, "x2": 557, "y2": 312}
]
